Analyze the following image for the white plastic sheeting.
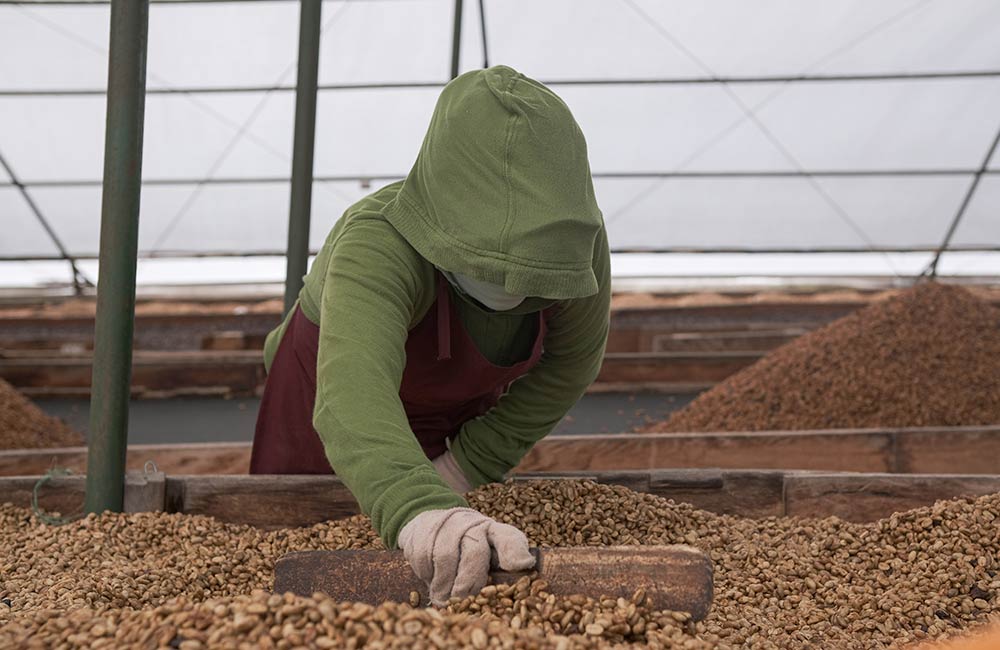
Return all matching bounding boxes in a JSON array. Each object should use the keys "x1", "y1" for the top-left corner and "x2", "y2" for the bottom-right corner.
[{"x1": 1, "y1": 0, "x2": 999, "y2": 288}]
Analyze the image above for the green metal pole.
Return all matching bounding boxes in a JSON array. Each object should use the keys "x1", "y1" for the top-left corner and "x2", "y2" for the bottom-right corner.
[
  {"x1": 450, "y1": 0, "x2": 463, "y2": 79},
  {"x1": 284, "y1": 0, "x2": 323, "y2": 314},
  {"x1": 84, "y1": 0, "x2": 149, "y2": 514}
]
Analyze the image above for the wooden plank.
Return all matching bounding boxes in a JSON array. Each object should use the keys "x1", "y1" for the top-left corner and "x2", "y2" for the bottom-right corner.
[
  {"x1": 201, "y1": 331, "x2": 267, "y2": 351},
  {"x1": 0, "y1": 350, "x2": 264, "y2": 397},
  {"x1": 275, "y1": 546, "x2": 715, "y2": 621},
  {"x1": 0, "y1": 349, "x2": 265, "y2": 364},
  {"x1": 651, "y1": 431, "x2": 893, "y2": 472},
  {"x1": 603, "y1": 327, "x2": 640, "y2": 354},
  {"x1": 610, "y1": 302, "x2": 865, "y2": 332},
  {"x1": 166, "y1": 473, "x2": 650, "y2": 529},
  {"x1": 0, "y1": 470, "x2": 165, "y2": 515},
  {"x1": 164, "y1": 471, "x2": 782, "y2": 526},
  {"x1": 783, "y1": 473, "x2": 1000, "y2": 522},
  {"x1": 0, "y1": 442, "x2": 252, "y2": 477},
  {"x1": 5, "y1": 470, "x2": 999, "y2": 526},
  {"x1": 15, "y1": 380, "x2": 702, "y2": 399},
  {"x1": 123, "y1": 470, "x2": 166, "y2": 513},
  {"x1": 591, "y1": 471, "x2": 653, "y2": 493},
  {"x1": 4, "y1": 349, "x2": 748, "y2": 396},
  {"x1": 584, "y1": 381, "x2": 712, "y2": 395},
  {"x1": 0, "y1": 312, "x2": 280, "y2": 352},
  {"x1": 518, "y1": 430, "x2": 897, "y2": 473},
  {"x1": 895, "y1": 427, "x2": 1000, "y2": 474},
  {"x1": 6, "y1": 426, "x2": 998, "y2": 479},
  {"x1": 5, "y1": 297, "x2": 998, "y2": 355},
  {"x1": 513, "y1": 472, "x2": 599, "y2": 482},
  {"x1": 649, "y1": 328, "x2": 807, "y2": 353},
  {"x1": 597, "y1": 351, "x2": 760, "y2": 384},
  {"x1": 126, "y1": 443, "x2": 251, "y2": 475},
  {"x1": 0, "y1": 338, "x2": 92, "y2": 352},
  {"x1": 0, "y1": 475, "x2": 86, "y2": 516},
  {"x1": 6, "y1": 430, "x2": 893, "y2": 479},
  {"x1": 646, "y1": 469, "x2": 785, "y2": 518},
  {"x1": 518, "y1": 437, "x2": 660, "y2": 472},
  {"x1": 0, "y1": 447, "x2": 87, "y2": 476},
  {"x1": 165, "y1": 475, "x2": 361, "y2": 528}
]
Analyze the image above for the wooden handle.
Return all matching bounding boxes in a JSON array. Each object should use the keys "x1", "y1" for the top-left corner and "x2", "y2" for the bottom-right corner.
[{"x1": 275, "y1": 545, "x2": 714, "y2": 621}]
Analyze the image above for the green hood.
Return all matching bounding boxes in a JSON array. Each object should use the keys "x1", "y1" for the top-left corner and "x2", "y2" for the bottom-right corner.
[{"x1": 383, "y1": 65, "x2": 603, "y2": 301}]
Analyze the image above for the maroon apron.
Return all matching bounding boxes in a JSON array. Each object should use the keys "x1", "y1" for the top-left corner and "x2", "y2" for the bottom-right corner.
[{"x1": 249, "y1": 273, "x2": 547, "y2": 473}]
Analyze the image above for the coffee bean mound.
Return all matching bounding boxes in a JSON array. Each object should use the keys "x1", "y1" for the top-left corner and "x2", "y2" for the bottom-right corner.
[
  {"x1": 0, "y1": 378, "x2": 82, "y2": 449},
  {"x1": 646, "y1": 282, "x2": 1000, "y2": 432}
]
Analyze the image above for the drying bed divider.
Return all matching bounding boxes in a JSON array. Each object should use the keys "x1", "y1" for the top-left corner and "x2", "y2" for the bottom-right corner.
[
  {"x1": 519, "y1": 425, "x2": 1000, "y2": 474},
  {"x1": 5, "y1": 469, "x2": 1000, "y2": 529},
  {"x1": 1, "y1": 350, "x2": 760, "y2": 398},
  {"x1": 5, "y1": 295, "x2": 999, "y2": 355},
  {"x1": 3, "y1": 425, "x2": 997, "y2": 477}
]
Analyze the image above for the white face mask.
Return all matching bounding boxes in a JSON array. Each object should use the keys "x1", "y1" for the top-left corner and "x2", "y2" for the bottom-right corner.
[{"x1": 443, "y1": 271, "x2": 526, "y2": 311}]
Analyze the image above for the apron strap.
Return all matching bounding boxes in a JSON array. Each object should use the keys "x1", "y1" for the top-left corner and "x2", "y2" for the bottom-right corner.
[{"x1": 436, "y1": 272, "x2": 452, "y2": 361}]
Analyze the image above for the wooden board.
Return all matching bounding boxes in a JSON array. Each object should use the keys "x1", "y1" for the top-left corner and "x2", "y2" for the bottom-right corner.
[
  {"x1": 896, "y1": 428, "x2": 1000, "y2": 474},
  {"x1": 159, "y1": 471, "x2": 1000, "y2": 528},
  {"x1": 163, "y1": 472, "x2": 777, "y2": 528},
  {"x1": 165, "y1": 475, "x2": 361, "y2": 528},
  {"x1": 4, "y1": 301, "x2": 852, "y2": 356},
  {"x1": 516, "y1": 429, "x2": 900, "y2": 473},
  {"x1": 0, "y1": 470, "x2": 165, "y2": 515},
  {"x1": 3, "y1": 426, "x2": 998, "y2": 478},
  {"x1": 0, "y1": 475, "x2": 86, "y2": 517},
  {"x1": 596, "y1": 351, "x2": 760, "y2": 384},
  {"x1": 783, "y1": 473, "x2": 1000, "y2": 522},
  {"x1": 0, "y1": 442, "x2": 251, "y2": 477},
  {"x1": 649, "y1": 328, "x2": 807, "y2": 353},
  {"x1": 275, "y1": 546, "x2": 715, "y2": 620},
  {"x1": 6, "y1": 297, "x2": 998, "y2": 356},
  {"x1": 0, "y1": 312, "x2": 280, "y2": 352},
  {"x1": 124, "y1": 471, "x2": 167, "y2": 513},
  {"x1": 2, "y1": 470, "x2": 998, "y2": 527},
  {"x1": 648, "y1": 469, "x2": 786, "y2": 518},
  {"x1": 2, "y1": 349, "x2": 756, "y2": 397},
  {"x1": 609, "y1": 302, "x2": 865, "y2": 337},
  {"x1": 0, "y1": 349, "x2": 265, "y2": 398},
  {"x1": 0, "y1": 338, "x2": 92, "y2": 352}
]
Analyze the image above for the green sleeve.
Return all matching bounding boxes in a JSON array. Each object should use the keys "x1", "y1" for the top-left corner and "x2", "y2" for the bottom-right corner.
[
  {"x1": 313, "y1": 218, "x2": 466, "y2": 549},
  {"x1": 451, "y1": 230, "x2": 612, "y2": 485}
]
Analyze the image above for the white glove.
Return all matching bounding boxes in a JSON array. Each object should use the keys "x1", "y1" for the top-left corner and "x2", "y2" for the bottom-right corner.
[
  {"x1": 397, "y1": 508, "x2": 535, "y2": 605},
  {"x1": 432, "y1": 450, "x2": 473, "y2": 494}
]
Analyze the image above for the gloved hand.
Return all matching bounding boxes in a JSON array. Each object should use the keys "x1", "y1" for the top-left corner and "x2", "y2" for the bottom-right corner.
[
  {"x1": 397, "y1": 508, "x2": 535, "y2": 605},
  {"x1": 432, "y1": 450, "x2": 473, "y2": 494}
]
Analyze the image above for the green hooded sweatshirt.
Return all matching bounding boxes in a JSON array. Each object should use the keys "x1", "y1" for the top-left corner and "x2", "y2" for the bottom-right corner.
[{"x1": 263, "y1": 66, "x2": 610, "y2": 548}]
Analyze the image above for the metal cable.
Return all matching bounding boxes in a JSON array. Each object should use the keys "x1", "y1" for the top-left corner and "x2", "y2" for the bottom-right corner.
[
  {"x1": 0, "y1": 149, "x2": 93, "y2": 293},
  {"x1": 13, "y1": 0, "x2": 353, "y2": 219},
  {"x1": 604, "y1": 6, "x2": 940, "y2": 228},
  {"x1": 604, "y1": 0, "x2": 937, "y2": 230},
  {"x1": 7, "y1": 70, "x2": 1000, "y2": 97},
  {"x1": 5, "y1": 0, "x2": 992, "y2": 272},
  {"x1": 13, "y1": 3, "x2": 343, "y2": 219},
  {"x1": 618, "y1": 0, "x2": 883, "y2": 250},
  {"x1": 148, "y1": 0, "x2": 354, "y2": 253},
  {"x1": 3, "y1": 0, "x2": 320, "y2": 4},
  {"x1": 923, "y1": 121, "x2": 1000, "y2": 277},
  {"x1": 13, "y1": 5, "x2": 304, "y2": 177},
  {"x1": 32, "y1": 468, "x2": 82, "y2": 526},
  {"x1": 9, "y1": 244, "x2": 1000, "y2": 263},
  {"x1": 612, "y1": 0, "x2": 939, "y2": 276},
  {"x1": 5, "y1": 168, "x2": 1000, "y2": 189}
]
